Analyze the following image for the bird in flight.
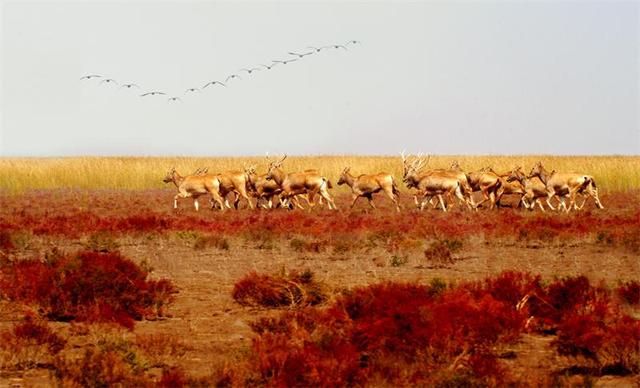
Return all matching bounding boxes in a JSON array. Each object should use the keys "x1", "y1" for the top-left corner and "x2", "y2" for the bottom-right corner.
[
  {"x1": 289, "y1": 51, "x2": 314, "y2": 58},
  {"x1": 80, "y1": 75, "x2": 102, "y2": 80},
  {"x1": 100, "y1": 78, "x2": 118, "y2": 85},
  {"x1": 240, "y1": 67, "x2": 262, "y2": 74},
  {"x1": 185, "y1": 88, "x2": 201, "y2": 94},
  {"x1": 140, "y1": 91, "x2": 166, "y2": 97},
  {"x1": 307, "y1": 46, "x2": 326, "y2": 53},
  {"x1": 120, "y1": 83, "x2": 140, "y2": 89},
  {"x1": 345, "y1": 40, "x2": 361, "y2": 46},
  {"x1": 167, "y1": 96, "x2": 182, "y2": 103},
  {"x1": 202, "y1": 80, "x2": 226, "y2": 89},
  {"x1": 272, "y1": 58, "x2": 299, "y2": 65},
  {"x1": 260, "y1": 63, "x2": 278, "y2": 70},
  {"x1": 225, "y1": 74, "x2": 242, "y2": 82},
  {"x1": 323, "y1": 44, "x2": 348, "y2": 50}
]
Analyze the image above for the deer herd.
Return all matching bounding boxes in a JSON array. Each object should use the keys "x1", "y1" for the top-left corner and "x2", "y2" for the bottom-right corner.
[{"x1": 162, "y1": 154, "x2": 604, "y2": 213}]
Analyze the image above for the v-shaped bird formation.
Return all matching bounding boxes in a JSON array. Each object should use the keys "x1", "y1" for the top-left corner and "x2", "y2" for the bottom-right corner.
[{"x1": 80, "y1": 40, "x2": 361, "y2": 103}]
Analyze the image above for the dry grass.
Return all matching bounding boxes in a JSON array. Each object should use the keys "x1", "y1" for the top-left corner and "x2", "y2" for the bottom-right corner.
[{"x1": 0, "y1": 155, "x2": 638, "y2": 192}]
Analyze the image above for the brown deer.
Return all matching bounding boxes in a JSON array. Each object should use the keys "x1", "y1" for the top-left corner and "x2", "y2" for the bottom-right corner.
[
  {"x1": 337, "y1": 167, "x2": 401, "y2": 212},
  {"x1": 266, "y1": 155, "x2": 337, "y2": 210},
  {"x1": 506, "y1": 167, "x2": 550, "y2": 211},
  {"x1": 488, "y1": 168, "x2": 525, "y2": 208},
  {"x1": 528, "y1": 162, "x2": 603, "y2": 212},
  {"x1": 214, "y1": 170, "x2": 254, "y2": 210},
  {"x1": 464, "y1": 167, "x2": 502, "y2": 210},
  {"x1": 401, "y1": 153, "x2": 473, "y2": 211},
  {"x1": 163, "y1": 167, "x2": 225, "y2": 211},
  {"x1": 244, "y1": 165, "x2": 283, "y2": 209}
]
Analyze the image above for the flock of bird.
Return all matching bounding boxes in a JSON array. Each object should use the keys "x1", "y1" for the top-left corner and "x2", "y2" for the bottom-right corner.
[{"x1": 80, "y1": 40, "x2": 361, "y2": 103}]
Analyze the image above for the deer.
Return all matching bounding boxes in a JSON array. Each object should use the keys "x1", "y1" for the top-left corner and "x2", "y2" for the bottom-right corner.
[
  {"x1": 337, "y1": 167, "x2": 401, "y2": 212},
  {"x1": 266, "y1": 155, "x2": 337, "y2": 210},
  {"x1": 505, "y1": 166, "x2": 550, "y2": 211},
  {"x1": 212, "y1": 170, "x2": 255, "y2": 210},
  {"x1": 528, "y1": 162, "x2": 604, "y2": 212},
  {"x1": 463, "y1": 167, "x2": 502, "y2": 210},
  {"x1": 162, "y1": 167, "x2": 225, "y2": 211},
  {"x1": 401, "y1": 153, "x2": 473, "y2": 211},
  {"x1": 485, "y1": 168, "x2": 526, "y2": 208},
  {"x1": 244, "y1": 165, "x2": 283, "y2": 209}
]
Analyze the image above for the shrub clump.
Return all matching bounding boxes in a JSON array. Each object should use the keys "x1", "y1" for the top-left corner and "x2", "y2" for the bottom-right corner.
[
  {"x1": 83, "y1": 231, "x2": 120, "y2": 252},
  {"x1": 0, "y1": 250, "x2": 177, "y2": 329},
  {"x1": 193, "y1": 234, "x2": 230, "y2": 250},
  {"x1": 0, "y1": 318, "x2": 67, "y2": 369},
  {"x1": 616, "y1": 280, "x2": 640, "y2": 305},
  {"x1": 232, "y1": 269, "x2": 326, "y2": 308},
  {"x1": 424, "y1": 239, "x2": 463, "y2": 266},
  {"x1": 289, "y1": 237, "x2": 325, "y2": 253},
  {"x1": 232, "y1": 271, "x2": 640, "y2": 385},
  {"x1": 242, "y1": 278, "x2": 526, "y2": 386},
  {"x1": 0, "y1": 230, "x2": 15, "y2": 252}
]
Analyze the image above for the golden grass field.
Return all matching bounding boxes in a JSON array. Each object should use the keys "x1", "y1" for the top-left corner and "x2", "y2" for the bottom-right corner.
[{"x1": 1, "y1": 155, "x2": 639, "y2": 192}]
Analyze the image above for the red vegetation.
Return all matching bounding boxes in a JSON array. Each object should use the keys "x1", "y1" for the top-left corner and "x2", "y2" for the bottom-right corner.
[
  {"x1": 616, "y1": 280, "x2": 640, "y2": 305},
  {"x1": 2, "y1": 318, "x2": 66, "y2": 354},
  {"x1": 233, "y1": 271, "x2": 640, "y2": 385},
  {"x1": 0, "y1": 190, "x2": 638, "y2": 245},
  {"x1": 0, "y1": 250, "x2": 177, "y2": 328},
  {"x1": 232, "y1": 270, "x2": 326, "y2": 308},
  {"x1": 159, "y1": 367, "x2": 188, "y2": 387},
  {"x1": 0, "y1": 230, "x2": 15, "y2": 251}
]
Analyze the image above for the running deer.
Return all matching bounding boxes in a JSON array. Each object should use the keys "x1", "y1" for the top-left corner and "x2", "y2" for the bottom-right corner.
[
  {"x1": 528, "y1": 162, "x2": 604, "y2": 212},
  {"x1": 337, "y1": 167, "x2": 401, "y2": 212},
  {"x1": 266, "y1": 155, "x2": 337, "y2": 210},
  {"x1": 163, "y1": 167, "x2": 225, "y2": 211},
  {"x1": 401, "y1": 153, "x2": 473, "y2": 211}
]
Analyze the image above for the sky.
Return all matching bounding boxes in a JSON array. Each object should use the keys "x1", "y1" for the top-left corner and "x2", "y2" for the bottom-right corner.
[{"x1": 1, "y1": 0, "x2": 638, "y2": 156}]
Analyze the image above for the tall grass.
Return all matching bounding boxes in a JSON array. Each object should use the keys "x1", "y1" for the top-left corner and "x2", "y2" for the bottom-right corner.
[{"x1": 0, "y1": 155, "x2": 638, "y2": 192}]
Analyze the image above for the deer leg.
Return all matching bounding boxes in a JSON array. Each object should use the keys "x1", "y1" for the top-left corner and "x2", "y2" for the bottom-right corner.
[
  {"x1": 475, "y1": 190, "x2": 489, "y2": 209},
  {"x1": 452, "y1": 187, "x2": 471, "y2": 210},
  {"x1": 173, "y1": 195, "x2": 180, "y2": 209},
  {"x1": 587, "y1": 185, "x2": 604, "y2": 209},
  {"x1": 365, "y1": 194, "x2": 376, "y2": 210},
  {"x1": 324, "y1": 191, "x2": 337, "y2": 210},
  {"x1": 210, "y1": 191, "x2": 225, "y2": 212},
  {"x1": 537, "y1": 199, "x2": 545, "y2": 212},
  {"x1": 545, "y1": 191, "x2": 557, "y2": 211},
  {"x1": 559, "y1": 195, "x2": 570, "y2": 212},
  {"x1": 350, "y1": 194, "x2": 360, "y2": 209},
  {"x1": 384, "y1": 188, "x2": 401, "y2": 212},
  {"x1": 238, "y1": 188, "x2": 254, "y2": 210},
  {"x1": 194, "y1": 198, "x2": 200, "y2": 211},
  {"x1": 233, "y1": 193, "x2": 241, "y2": 210},
  {"x1": 437, "y1": 195, "x2": 447, "y2": 212},
  {"x1": 419, "y1": 194, "x2": 430, "y2": 211}
]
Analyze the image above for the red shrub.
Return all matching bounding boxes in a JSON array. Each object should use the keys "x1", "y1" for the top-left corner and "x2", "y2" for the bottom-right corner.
[
  {"x1": 4, "y1": 318, "x2": 66, "y2": 354},
  {"x1": 0, "y1": 230, "x2": 15, "y2": 251},
  {"x1": 554, "y1": 312, "x2": 640, "y2": 374},
  {"x1": 0, "y1": 250, "x2": 176, "y2": 328},
  {"x1": 232, "y1": 270, "x2": 326, "y2": 308},
  {"x1": 616, "y1": 280, "x2": 640, "y2": 305},
  {"x1": 241, "y1": 274, "x2": 530, "y2": 386},
  {"x1": 159, "y1": 367, "x2": 188, "y2": 387}
]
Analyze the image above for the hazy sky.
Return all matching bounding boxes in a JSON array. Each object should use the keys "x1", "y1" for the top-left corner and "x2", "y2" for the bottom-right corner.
[{"x1": 1, "y1": 1, "x2": 638, "y2": 156}]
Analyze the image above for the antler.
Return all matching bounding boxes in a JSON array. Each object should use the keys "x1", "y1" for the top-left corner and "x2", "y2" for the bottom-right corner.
[
  {"x1": 413, "y1": 154, "x2": 430, "y2": 171},
  {"x1": 275, "y1": 154, "x2": 287, "y2": 167}
]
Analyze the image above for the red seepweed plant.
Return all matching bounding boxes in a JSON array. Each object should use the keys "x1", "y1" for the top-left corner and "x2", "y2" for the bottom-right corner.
[
  {"x1": 0, "y1": 250, "x2": 177, "y2": 328},
  {"x1": 233, "y1": 270, "x2": 640, "y2": 385}
]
